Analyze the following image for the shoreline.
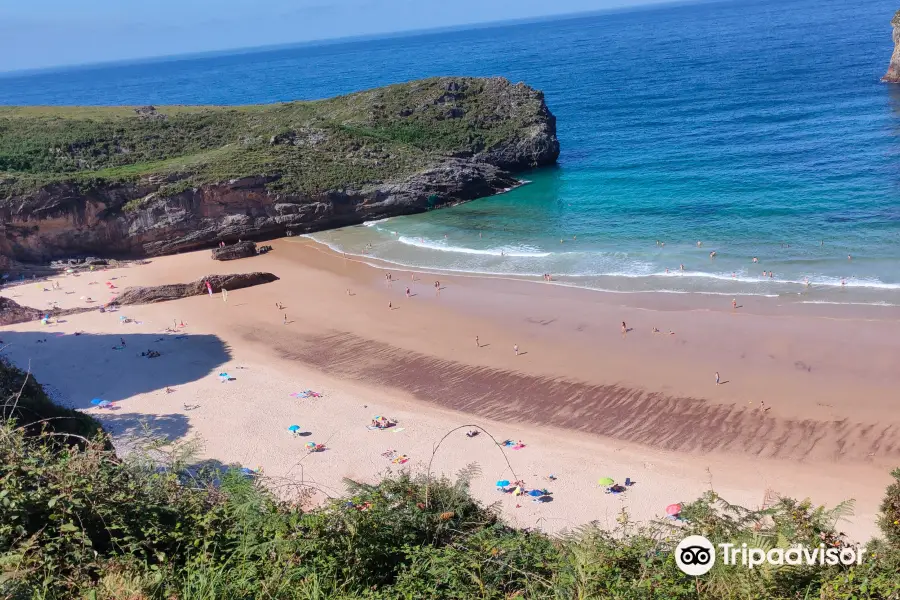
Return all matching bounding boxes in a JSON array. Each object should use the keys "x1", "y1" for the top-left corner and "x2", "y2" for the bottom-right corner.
[
  {"x1": 2, "y1": 237, "x2": 898, "y2": 541},
  {"x1": 301, "y1": 235, "x2": 900, "y2": 321}
]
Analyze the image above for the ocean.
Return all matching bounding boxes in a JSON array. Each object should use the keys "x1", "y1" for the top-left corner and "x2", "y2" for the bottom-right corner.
[{"x1": 3, "y1": 0, "x2": 900, "y2": 305}]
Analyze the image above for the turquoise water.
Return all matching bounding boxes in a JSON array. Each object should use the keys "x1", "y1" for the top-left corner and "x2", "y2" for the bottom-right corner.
[{"x1": 3, "y1": 0, "x2": 900, "y2": 303}]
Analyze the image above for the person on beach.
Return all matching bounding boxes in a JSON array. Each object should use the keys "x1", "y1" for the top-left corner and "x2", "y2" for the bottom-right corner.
[
  {"x1": 389, "y1": 302, "x2": 392, "y2": 310},
  {"x1": 475, "y1": 336, "x2": 480, "y2": 348},
  {"x1": 405, "y1": 287, "x2": 410, "y2": 298},
  {"x1": 752, "y1": 257, "x2": 758, "y2": 263},
  {"x1": 732, "y1": 298, "x2": 737, "y2": 310},
  {"x1": 732, "y1": 272, "x2": 736, "y2": 278},
  {"x1": 120, "y1": 337, "x2": 126, "y2": 347},
  {"x1": 621, "y1": 321, "x2": 627, "y2": 335},
  {"x1": 680, "y1": 264, "x2": 684, "y2": 272},
  {"x1": 665, "y1": 268, "x2": 669, "y2": 274},
  {"x1": 697, "y1": 241, "x2": 702, "y2": 247},
  {"x1": 347, "y1": 288, "x2": 351, "y2": 296},
  {"x1": 283, "y1": 314, "x2": 287, "y2": 325},
  {"x1": 206, "y1": 281, "x2": 213, "y2": 297},
  {"x1": 716, "y1": 372, "x2": 720, "y2": 385},
  {"x1": 514, "y1": 344, "x2": 519, "y2": 356},
  {"x1": 848, "y1": 255, "x2": 852, "y2": 261},
  {"x1": 222, "y1": 288, "x2": 228, "y2": 303},
  {"x1": 710, "y1": 251, "x2": 716, "y2": 258}
]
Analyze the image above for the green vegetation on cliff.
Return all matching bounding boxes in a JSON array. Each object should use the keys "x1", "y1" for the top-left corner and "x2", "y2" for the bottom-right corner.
[
  {"x1": 1, "y1": 361, "x2": 898, "y2": 599},
  {"x1": 0, "y1": 77, "x2": 554, "y2": 199}
]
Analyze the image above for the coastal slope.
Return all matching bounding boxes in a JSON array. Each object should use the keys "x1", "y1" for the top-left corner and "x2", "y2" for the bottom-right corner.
[{"x1": 0, "y1": 77, "x2": 559, "y2": 261}]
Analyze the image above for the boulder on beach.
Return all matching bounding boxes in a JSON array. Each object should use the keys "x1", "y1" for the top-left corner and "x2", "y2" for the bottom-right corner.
[
  {"x1": 110, "y1": 272, "x2": 279, "y2": 305},
  {"x1": 211, "y1": 241, "x2": 258, "y2": 261}
]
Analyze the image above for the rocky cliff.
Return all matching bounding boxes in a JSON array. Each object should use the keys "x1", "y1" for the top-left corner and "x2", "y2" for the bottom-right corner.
[
  {"x1": 884, "y1": 10, "x2": 900, "y2": 82},
  {"x1": 0, "y1": 77, "x2": 559, "y2": 262}
]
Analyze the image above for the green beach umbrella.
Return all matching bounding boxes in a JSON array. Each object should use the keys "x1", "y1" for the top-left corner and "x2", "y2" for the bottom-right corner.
[{"x1": 597, "y1": 477, "x2": 615, "y2": 486}]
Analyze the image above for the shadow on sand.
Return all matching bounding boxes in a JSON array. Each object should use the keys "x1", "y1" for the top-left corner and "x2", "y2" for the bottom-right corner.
[
  {"x1": 0, "y1": 330, "x2": 231, "y2": 411},
  {"x1": 98, "y1": 411, "x2": 192, "y2": 442}
]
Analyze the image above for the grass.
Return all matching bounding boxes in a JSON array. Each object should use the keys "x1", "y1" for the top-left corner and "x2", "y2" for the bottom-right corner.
[{"x1": 0, "y1": 77, "x2": 550, "y2": 200}]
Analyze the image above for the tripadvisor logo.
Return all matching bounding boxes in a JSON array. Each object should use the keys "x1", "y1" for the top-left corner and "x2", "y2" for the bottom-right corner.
[
  {"x1": 675, "y1": 535, "x2": 867, "y2": 576},
  {"x1": 675, "y1": 535, "x2": 716, "y2": 576}
]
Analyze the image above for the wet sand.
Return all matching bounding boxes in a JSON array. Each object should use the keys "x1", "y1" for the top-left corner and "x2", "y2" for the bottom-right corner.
[{"x1": 1, "y1": 237, "x2": 898, "y2": 540}]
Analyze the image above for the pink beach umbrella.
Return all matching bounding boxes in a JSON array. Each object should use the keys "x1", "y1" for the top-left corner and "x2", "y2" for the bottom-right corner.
[{"x1": 666, "y1": 503, "x2": 682, "y2": 516}]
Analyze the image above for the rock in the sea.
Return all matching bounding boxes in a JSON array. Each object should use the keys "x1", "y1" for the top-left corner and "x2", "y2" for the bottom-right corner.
[
  {"x1": 110, "y1": 272, "x2": 279, "y2": 305},
  {"x1": 884, "y1": 10, "x2": 900, "y2": 82},
  {"x1": 212, "y1": 241, "x2": 258, "y2": 261}
]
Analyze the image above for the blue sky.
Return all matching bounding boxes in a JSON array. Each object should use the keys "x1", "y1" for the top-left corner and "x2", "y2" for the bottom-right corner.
[{"x1": 0, "y1": 0, "x2": 674, "y2": 72}]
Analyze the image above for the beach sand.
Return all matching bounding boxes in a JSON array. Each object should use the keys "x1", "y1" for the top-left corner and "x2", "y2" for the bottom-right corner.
[{"x1": 2, "y1": 237, "x2": 898, "y2": 540}]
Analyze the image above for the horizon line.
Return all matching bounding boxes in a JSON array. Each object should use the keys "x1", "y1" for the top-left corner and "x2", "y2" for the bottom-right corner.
[{"x1": 0, "y1": 0, "x2": 724, "y2": 78}]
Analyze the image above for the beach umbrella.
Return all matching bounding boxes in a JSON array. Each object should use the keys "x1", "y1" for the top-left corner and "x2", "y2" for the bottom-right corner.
[
  {"x1": 288, "y1": 425, "x2": 300, "y2": 433},
  {"x1": 597, "y1": 477, "x2": 615, "y2": 486},
  {"x1": 90, "y1": 398, "x2": 104, "y2": 405},
  {"x1": 528, "y1": 490, "x2": 544, "y2": 497},
  {"x1": 666, "y1": 503, "x2": 682, "y2": 516},
  {"x1": 305, "y1": 442, "x2": 317, "y2": 449},
  {"x1": 496, "y1": 480, "x2": 510, "y2": 487}
]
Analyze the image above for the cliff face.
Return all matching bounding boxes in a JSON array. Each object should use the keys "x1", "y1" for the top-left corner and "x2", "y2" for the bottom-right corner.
[
  {"x1": 0, "y1": 77, "x2": 559, "y2": 262},
  {"x1": 884, "y1": 10, "x2": 900, "y2": 82}
]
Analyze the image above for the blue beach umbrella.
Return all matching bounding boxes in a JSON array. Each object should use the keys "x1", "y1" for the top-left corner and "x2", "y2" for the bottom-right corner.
[
  {"x1": 496, "y1": 480, "x2": 510, "y2": 487},
  {"x1": 288, "y1": 425, "x2": 300, "y2": 433},
  {"x1": 528, "y1": 490, "x2": 543, "y2": 497},
  {"x1": 90, "y1": 398, "x2": 104, "y2": 405}
]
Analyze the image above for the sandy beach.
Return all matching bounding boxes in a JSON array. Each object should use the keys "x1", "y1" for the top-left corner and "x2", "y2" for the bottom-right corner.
[{"x1": 2, "y1": 237, "x2": 899, "y2": 540}]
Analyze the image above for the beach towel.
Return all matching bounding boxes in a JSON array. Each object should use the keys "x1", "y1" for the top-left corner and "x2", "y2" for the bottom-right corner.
[{"x1": 512, "y1": 444, "x2": 526, "y2": 450}]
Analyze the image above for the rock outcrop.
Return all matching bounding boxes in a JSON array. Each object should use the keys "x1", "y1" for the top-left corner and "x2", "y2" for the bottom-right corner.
[
  {"x1": 884, "y1": 11, "x2": 900, "y2": 82},
  {"x1": 109, "y1": 273, "x2": 279, "y2": 305},
  {"x1": 0, "y1": 297, "x2": 92, "y2": 326},
  {"x1": 211, "y1": 241, "x2": 257, "y2": 261},
  {"x1": 0, "y1": 77, "x2": 559, "y2": 263},
  {"x1": 0, "y1": 297, "x2": 43, "y2": 326}
]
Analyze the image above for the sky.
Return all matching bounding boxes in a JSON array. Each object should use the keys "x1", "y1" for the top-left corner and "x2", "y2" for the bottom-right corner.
[{"x1": 0, "y1": 0, "x2": 675, "y2": 73}]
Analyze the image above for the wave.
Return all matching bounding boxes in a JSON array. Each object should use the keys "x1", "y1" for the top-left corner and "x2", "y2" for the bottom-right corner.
[
  {"x1": 304, "y1": 235, "x2": 900, "y2": 294},
  {"x1": 362, "y1": 218, "x2": 391, "y2": 227},
  {"x1": 396, "y1": 236, "x2": 551, "y2": 257}
]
